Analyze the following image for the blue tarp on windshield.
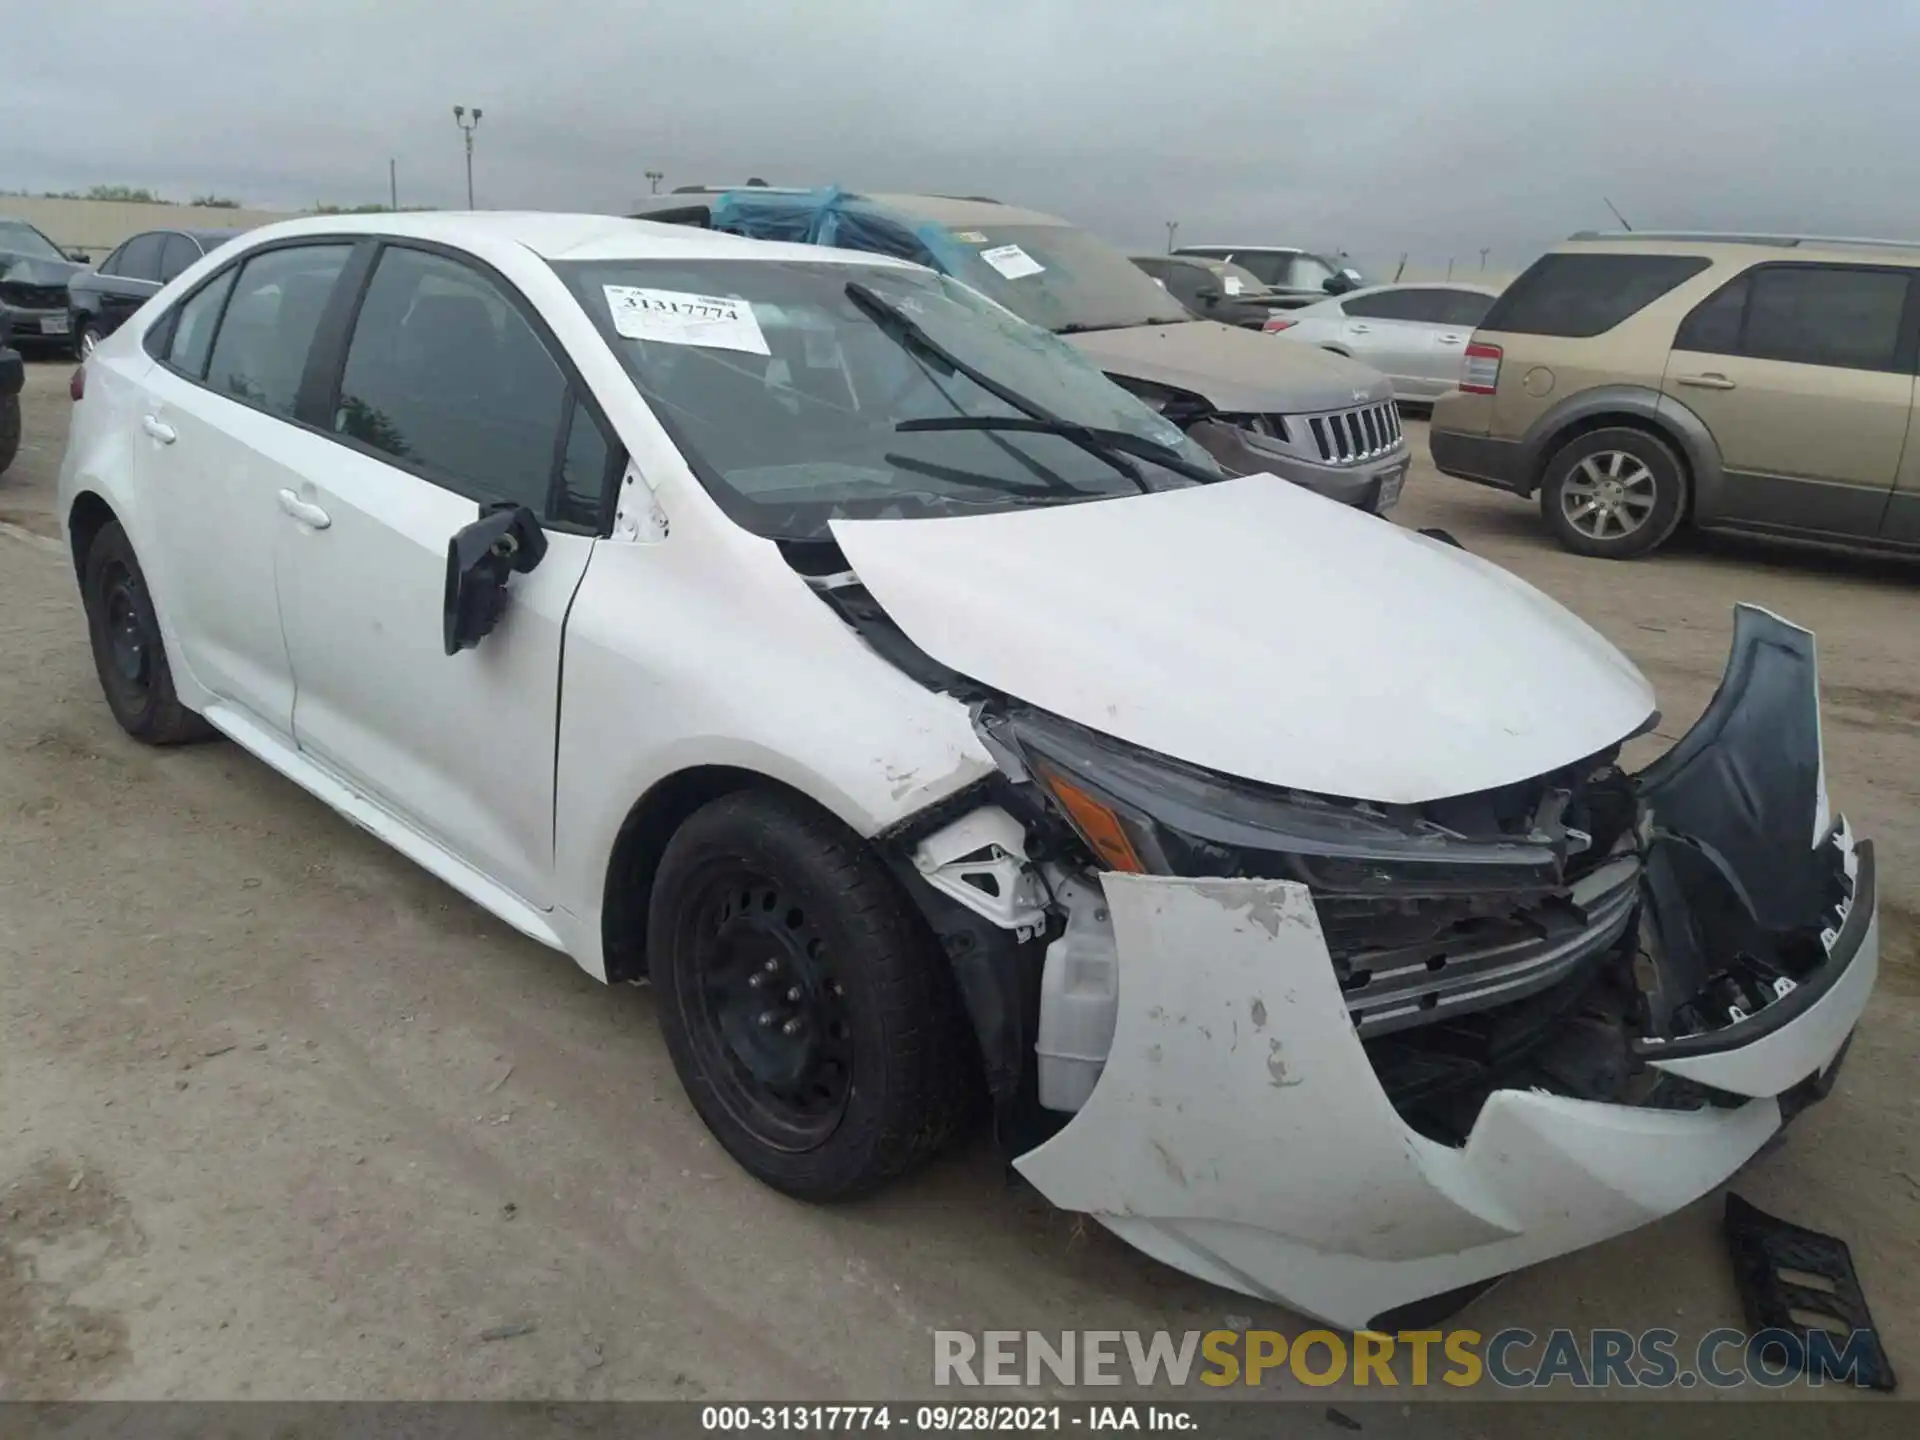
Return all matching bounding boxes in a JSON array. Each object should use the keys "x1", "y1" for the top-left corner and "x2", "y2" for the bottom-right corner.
[{"x1": 707, "y1": 188, "x2": 970, "y2": 275}]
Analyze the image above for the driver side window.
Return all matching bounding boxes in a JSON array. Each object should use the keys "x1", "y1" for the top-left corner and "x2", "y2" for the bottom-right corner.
[{"x1": 334, "y1": 245, "x2": 615, "y2": 524}]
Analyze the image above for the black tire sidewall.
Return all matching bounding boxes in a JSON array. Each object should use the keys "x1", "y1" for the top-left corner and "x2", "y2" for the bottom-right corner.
[
  {"x1": 1541, "y1": 427, "x2": 1686, "y2": 559},
  {"x1": 0, "y1": 395, "x2": 19, "y2": 476},
  {"x1": 82, "y1": 521, "x2": 168, "y2": 736},
  {"x1": 648, "y1": 792, "x2": 958, "y2": 1201}
]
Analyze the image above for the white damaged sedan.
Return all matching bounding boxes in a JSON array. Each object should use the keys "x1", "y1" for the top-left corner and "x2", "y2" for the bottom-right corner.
[{"x1": 59, "y1": 213, "x2": 1876, "y2": 1330}]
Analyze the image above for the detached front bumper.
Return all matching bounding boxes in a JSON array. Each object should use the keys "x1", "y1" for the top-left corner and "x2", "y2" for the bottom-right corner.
[{"x1": 1013, "y1": 607, "x2": 1877, "y2": 1330}]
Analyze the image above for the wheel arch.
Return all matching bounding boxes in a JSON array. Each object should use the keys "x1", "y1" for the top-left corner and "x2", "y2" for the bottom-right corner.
[
  {"x1": 67, "y1": 490, "x2": 120, "y2": 582},
  {"x1": 1520, "y1": 384, "x2": 1722, "y2": 518},
  {"x1": 600, "y1": 764, "x2": 812, "y2": 983}
]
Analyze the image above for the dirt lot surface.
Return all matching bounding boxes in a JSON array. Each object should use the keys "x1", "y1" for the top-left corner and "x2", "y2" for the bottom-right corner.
[{"x1": 2, "y1": 358, "x2": 1916, "y2": 1406}]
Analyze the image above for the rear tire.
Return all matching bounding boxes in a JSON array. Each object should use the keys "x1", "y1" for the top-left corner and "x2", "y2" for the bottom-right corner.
[
  {"x1": 648, "y1": 790, "x2": 979, "y2": 1201},
  {"x1": 1540, "y1": 427, "x2": 1687, "y2": 559},
  {"x1": 80, "y1": 520, "x2": 216, "y2": 744}
]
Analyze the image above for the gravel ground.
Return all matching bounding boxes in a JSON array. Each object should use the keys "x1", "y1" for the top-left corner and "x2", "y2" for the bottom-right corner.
[{"x1": 2, "y1": 360, "x2": 1915, "y2": 1405}]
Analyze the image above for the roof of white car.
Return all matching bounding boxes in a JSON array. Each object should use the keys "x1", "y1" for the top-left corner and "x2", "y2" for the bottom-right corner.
[{"x1": 226, "y1": 210, "x2": 916, "y2": 268}]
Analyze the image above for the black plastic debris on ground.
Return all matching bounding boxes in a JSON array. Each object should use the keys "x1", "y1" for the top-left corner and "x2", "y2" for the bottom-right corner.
[{"x1": 1724, "y1": 1191, "x2": 1897, "y2": 1390}]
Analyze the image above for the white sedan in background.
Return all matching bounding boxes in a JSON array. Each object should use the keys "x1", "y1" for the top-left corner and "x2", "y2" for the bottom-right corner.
[
  {"x1": 57, "y1": 213, "x2": 1875, "y2": 1331},
  {"x1": 1266, "y1": 282, "x2": 1499, "y2": 403}
]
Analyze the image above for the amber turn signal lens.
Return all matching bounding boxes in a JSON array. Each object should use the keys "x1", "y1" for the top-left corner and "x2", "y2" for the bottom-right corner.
[{"x1": 1038, "y1": 767, "x2": 1146, "y2": 874}]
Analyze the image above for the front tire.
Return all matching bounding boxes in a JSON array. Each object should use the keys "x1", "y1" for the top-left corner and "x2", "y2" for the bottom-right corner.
[
  {"x1": 0, "y1": 394, "x2": 18, "y2": 477},
  {"x1": 648, "y1": 791, "x2": 978, "y2": 1201},
  {"x1": 1540, "y1": 427, "x2": 1686, "y2": 559},
  {"x1": 76, "y1": 320, "x2": 102, "y2": 361},
  {"x1": 81, "y1": 520, "x2": 215, "y2": 744}
]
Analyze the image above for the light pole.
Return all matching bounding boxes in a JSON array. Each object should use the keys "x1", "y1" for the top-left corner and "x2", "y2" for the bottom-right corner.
[
  {"x1": 1165, "y1": 220, "x2": 1178, "y2": 253},
  {"x1": 452, "y1": 105, "x2": 483, "y2": 209},
  {"x1": 645, "y1": 169, "x2": 664, "y2": 194}
]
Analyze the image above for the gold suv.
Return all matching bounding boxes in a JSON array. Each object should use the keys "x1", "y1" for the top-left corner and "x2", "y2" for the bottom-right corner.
[{"x1": 1430, "y1": 232, "x2": 1920, "y2": 558}]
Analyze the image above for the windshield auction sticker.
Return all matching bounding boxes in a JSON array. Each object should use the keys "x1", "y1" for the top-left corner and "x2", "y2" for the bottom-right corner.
[
  {"x1": 979, "y1": 243, "x2": 1045, "y2": 280},
  {"x1": 604, "y1": 285, "x2": 770, "y2": 356}
]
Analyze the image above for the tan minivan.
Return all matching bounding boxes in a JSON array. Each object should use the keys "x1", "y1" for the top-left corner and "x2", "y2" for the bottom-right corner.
[{"x1": 1430, "y1": 232, "x2": 1920, "y2": 558}]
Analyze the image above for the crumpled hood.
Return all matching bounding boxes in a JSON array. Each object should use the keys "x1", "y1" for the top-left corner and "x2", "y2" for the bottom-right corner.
[
  {"x1": 831, "y1": 476, "x2": 1656, "y2": 805},
  {"x1": 0, "y1": 252, "x2": 83, "y2": 287},
  {"x1": 1064, "y1": 318, "x2": 1391, "y2": 414}
]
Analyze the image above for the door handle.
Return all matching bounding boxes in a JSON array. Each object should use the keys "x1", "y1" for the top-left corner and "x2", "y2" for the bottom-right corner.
[
  {"x1": 1348, "y1": 324, "x2": 1372, "y2": 334},
  {"x1": 1675, "y1": 372, "x2": 1738, "y2": 390},
  {"x1": 277, "y1": 489, "x2": 332, "y2": 530},
  {"x1": 141, "y1": 414, "x2": 176, "y2": 444},
  {"x1": 1437, "y1": 334, "x2": 1465, "y2": 345}
]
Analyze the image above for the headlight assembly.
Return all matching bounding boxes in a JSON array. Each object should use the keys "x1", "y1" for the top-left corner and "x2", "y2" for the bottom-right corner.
[{"x1": 988, "y1": 708, "x2": 1570, "y2": 897}]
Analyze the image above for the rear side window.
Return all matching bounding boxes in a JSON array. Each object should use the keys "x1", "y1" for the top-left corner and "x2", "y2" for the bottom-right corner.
[
  {"x1": 1440, "y1": 290, "x2": 1496, "y2": 327},
  {"x1": 1674, "y1": 265, "x2": 1911, "y2": 372},
  {"x1": 165, "y1": 268, "x2": 238, "y2": 378},
  {"x1": 158, "y1": 234, "x2": 201, "y2": 283},
  {"x1": 1345, "y1": 289, "x2": 1452, "y2": 322},
  {"x1": 1480, "y1": 253, "x2": 1710, "y2": 337},
  {"x1": 117, "y1": 233, "x2": 167, "y2": 283},
  {"x1": 333, "y1": 245, "x2": 570, "y2": 514},
  {"x1": 205, "y1": 244, "x2": 353, "y2": 418}
]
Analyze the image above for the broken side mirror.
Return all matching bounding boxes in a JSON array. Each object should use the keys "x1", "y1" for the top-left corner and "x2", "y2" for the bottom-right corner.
[{"x1": 442, "y1": 503, "x2": 549, "y2": 656}]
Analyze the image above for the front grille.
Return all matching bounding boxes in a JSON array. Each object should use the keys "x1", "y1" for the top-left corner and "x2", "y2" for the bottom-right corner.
[
  {"x1": 1303, "y1": 401, "x2": 1403, "y2": 466},
  {"x1": 1328, "y1": 855, "x2": 1641, "y2": 1038},
  {"x1": 0, "y1": 283, "x2": 67, "y2": 310}
]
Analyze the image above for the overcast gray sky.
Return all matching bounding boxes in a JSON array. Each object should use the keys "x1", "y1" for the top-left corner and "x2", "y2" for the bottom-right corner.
[{"x1": 5, "y1": 0, "x2": 1916, "y2": 275}]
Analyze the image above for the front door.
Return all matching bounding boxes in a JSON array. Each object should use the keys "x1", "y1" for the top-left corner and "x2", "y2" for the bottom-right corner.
[
  {"x1": 141, "y1": 241, "x2": 356, "y2": 735},
  {"x1": 1663, "y1": 262, "x2": 1916, "y2": 536},
  {"x1": 273, "y1": 242, "x2": 617, "y2": 907}
]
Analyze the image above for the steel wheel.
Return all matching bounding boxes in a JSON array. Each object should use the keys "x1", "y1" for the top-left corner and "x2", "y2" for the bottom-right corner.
[
  {"x1": 680, "y1": 867, "x2": 854, "y2": 1151},
  {"x1": 100, "y1": 559, "x2": 154, "y2": 702},
  {"x1": 1559, "y1": 450, "x2": 1657, "y2": 540}
]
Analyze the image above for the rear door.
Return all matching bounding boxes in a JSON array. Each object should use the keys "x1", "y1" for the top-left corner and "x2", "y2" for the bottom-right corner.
[
  {"x1": 140, "y1": 241, "x2": 357, "y2": 736},
  {"x1": 1663, "y1": 262, "x2": 1916, "y2": 536},
  {"x1": 272, "y1": 241, "x2": 617, "y2": 907},
  {"x1": 1337, "y1": 290, "x2": 1446, "y2": 396}
]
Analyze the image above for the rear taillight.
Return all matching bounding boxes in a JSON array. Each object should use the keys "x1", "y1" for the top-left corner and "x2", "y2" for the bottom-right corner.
[
  {"x1": 69, "y1": 366, "x2": 85, "y2": 401},
  {"x1": 1461, "y1": 341, "x2": 1502, "y2": 394},
  {"x1": 1262, "y1": 316, "x2": 1298, "y2": 333}
]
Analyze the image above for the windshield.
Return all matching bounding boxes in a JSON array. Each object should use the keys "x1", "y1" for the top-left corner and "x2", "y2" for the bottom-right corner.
[
  {"x1": 0, "y1": 219, "x2": 65, "y2": 262},
  {"x1": 931, "y1": 224, "x2": 1194, "y2": 333},
  {"x1": 555, "y1": 258, "x2": 1216, "y2": 542}
]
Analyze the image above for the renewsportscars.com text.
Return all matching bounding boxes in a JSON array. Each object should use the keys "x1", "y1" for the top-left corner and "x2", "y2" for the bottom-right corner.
[{"x1": 934, "y1": 1327, "x2": 1881, "y2": 1390}]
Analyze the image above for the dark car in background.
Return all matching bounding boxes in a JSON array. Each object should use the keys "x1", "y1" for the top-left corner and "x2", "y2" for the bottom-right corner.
[
  {"x1": 1, "y1": 215, "x2": 87, "y2": 354},
  {"x1": 1, "y1": 326, "x2": 21, "y2": 477},
  {"x1": 1130, "y1": 253, "x2": 1282, "y2": 329},
  {"x1": 67, "y1": 228, "x2": 239, "y2": 356}
]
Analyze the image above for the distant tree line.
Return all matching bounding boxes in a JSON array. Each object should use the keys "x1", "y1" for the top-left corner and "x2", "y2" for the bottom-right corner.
[{"x1": 3, "y1": 185, "x2": 434, "y2": 213}]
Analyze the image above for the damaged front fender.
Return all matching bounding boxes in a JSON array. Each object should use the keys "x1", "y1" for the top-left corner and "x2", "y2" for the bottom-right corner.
[{"x1": 1011, "y1": 604, "x2": 1877, "y2": 1329}]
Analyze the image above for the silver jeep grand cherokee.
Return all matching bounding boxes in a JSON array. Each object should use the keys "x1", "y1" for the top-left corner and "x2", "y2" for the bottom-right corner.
[{"x1": 630, "y1": 188, "x2": 1410, "y2": 514}]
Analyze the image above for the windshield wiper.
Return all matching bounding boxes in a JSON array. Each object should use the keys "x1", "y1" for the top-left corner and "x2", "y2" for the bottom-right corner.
[
  {"x1": 895, "y1": 416, "x2": 1221, "y2": 487},
  {"x1": 1055, "y1": 318, "x2": 1194, "y2": 334},
  {"x1": 846, "y1": 280, "x2": 1147, "y2": 492}
]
